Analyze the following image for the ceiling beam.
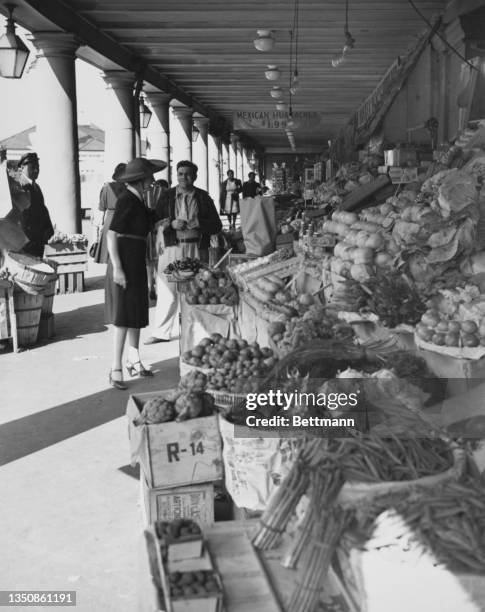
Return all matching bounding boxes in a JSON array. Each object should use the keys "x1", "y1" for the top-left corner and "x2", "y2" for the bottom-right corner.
[{"x1": 18, "y1": 0, "x2": 231, "y2": 136}]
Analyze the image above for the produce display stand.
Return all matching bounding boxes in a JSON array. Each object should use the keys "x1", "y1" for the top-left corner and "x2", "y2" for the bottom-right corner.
[{"x1": 44, "y1": 241, "x2": 88, "y2": 294}]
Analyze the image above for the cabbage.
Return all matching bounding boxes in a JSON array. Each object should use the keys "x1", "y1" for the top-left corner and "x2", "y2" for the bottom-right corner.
[{"x1": 437, "y1": 170, "x2": 478, "y2": 217}]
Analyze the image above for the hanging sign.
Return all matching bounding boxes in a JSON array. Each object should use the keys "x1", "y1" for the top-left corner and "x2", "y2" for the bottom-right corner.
[{"x1": 233, "y1": 110, "x2": 327, "y2": 131}]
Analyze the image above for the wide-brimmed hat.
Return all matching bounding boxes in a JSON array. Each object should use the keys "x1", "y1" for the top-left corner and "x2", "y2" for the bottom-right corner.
[
  {"x1": 113, "y1": 158, "x2": 167, "y2": 183},
  {"x1": 18, "y1": 152, "x2": 39, "y2": 167}
]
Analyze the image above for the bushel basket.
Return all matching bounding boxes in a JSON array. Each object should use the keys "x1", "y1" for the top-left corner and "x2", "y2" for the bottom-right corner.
[{"x1": 6, "y1": 251, "x2": 56, "y2": 295}]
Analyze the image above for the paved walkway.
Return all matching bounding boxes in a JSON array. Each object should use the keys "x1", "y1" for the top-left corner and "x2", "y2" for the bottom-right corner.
[{"x1": 0, "y1": 262, "x2": 180, "y2": 611}]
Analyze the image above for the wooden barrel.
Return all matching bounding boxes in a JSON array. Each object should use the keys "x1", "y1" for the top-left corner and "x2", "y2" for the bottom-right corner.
[
  {"x1": 41, "y1": 277, "x2": 58, "y2": 315},
  {"x1": 13, "y1": 289, "x2": 43, "y2": 346},
  {"x1": 6, "y1": 252, "x2": 56, "y2": 295}
]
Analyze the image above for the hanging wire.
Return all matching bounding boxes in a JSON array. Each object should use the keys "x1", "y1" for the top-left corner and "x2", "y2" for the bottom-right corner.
[
  {"x1": 288, "y1": 28, "x2": 294, "y2": 117},
  {"x1": 332, "y1": 0, "x2": 355, "y2": 67},
  {"x1": 407, "y1": 0, "x2": 478, "y2": 72}
]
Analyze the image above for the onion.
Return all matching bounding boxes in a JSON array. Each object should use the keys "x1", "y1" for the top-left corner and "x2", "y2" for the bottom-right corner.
[
  {"x1": 356, "y1": 231, "x2": 369, "y2": 248},
  {"x1": 364, "y1": 234, "x2": 384, "y2": 249},
  {"x1": 352, "y1": 247, "x2": 374, "y2": 264},
  {"x1": 350, "y1": 263, "x2": 373, "y2": 282},
  {"x1": 374, "y1": 252, "x2": 393, "y2": 267}
]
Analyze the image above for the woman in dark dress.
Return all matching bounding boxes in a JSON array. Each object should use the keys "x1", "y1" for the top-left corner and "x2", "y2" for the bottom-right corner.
[
  {"x1": 94, "y1": 163, "x2": 127, "y2": 264},
  {"x1": 105, "y1": 158, "x2": 168, "y2": 390}
]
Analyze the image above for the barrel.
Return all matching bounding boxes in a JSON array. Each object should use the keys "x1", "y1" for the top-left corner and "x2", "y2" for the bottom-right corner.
[
  {"x1": 41, "y1": 277, "x2": 58, "y2": 315},
  {"x1": 13, "y1": 289, "x2": 43, "y2": 346}
]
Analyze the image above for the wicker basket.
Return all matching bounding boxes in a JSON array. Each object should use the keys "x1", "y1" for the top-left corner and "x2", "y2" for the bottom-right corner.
[
  {"x1": 206, "y1": 388, "x2": 247, "y2": 415},
  {"x1": 6, "y1": 252, "x2": 56, "y2": 295}
]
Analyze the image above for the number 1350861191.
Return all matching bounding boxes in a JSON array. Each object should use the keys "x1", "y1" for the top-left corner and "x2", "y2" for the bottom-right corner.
[{"x1": 0, "y1": 592, "x2": 76, "y2": 606}]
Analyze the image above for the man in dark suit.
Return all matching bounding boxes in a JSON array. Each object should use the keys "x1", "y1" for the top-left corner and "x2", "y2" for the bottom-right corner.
[
  {"x1": 242, "y1": 172, "x2": 262, "y2": 198},
  {"x1": 17, "y1": 152, "x2": 54, "y2": 257}
]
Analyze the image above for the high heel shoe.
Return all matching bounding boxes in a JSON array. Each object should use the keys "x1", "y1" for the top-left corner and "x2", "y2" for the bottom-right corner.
[
  {"x1": 109, "y1": 368, "x2": 128, "y2": 390},
  {"x1": 126, "y1": 360, "x2": 154, "y2": 378}
]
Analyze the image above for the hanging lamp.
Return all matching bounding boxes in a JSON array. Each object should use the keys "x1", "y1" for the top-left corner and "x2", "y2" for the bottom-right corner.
[
  {"x1": 253, "y1": 30, "x2": 275, "y2": 52},
  {"x1": 0, "y1": 4, "x2": 30, "y2": 79},
  {"x1": 332, "y1": 0, "x2": 355, "y2": 67}
]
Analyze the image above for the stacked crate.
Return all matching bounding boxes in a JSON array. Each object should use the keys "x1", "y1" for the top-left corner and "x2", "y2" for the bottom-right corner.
[
  {"x1": 126, "y1": 391, "x2": 223, "y2": 525},
  {"x1": 44, "y1": 241, "x2": 88, "y2": 294}
]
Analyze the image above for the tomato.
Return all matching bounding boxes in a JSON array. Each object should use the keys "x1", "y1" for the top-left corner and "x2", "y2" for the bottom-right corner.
[
  {"x1": 461, "y1": 333, "x2": 480, "y2": 347},
  {"x1": 432, "y1": 332, "x2": 446, "y2": 346},
  {"x1": 436, "y1": 321, "x2": 449, "y2": 332},
  {"x1": 461, "y1": 320, "x2": 478, "y2": 334},
  {"x1": 445, "y1": 332, "x2": 460, "y2": 347},
  {"x1": 448, "y1": 321, "x2": 461, "y2": 333},
  {"x1": 421, "y1": 310, "x2": 441, "y2": 328},
  {"x1": 416, "y1": 324, "x2": 433, "y2": 342}
]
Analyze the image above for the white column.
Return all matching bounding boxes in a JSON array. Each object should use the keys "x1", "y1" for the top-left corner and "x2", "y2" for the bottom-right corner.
[
  {"x1": 146, "y1": 92, "x2": 171, "y2": 183},
  {"x1": 102, "y1": 71, "x2": 136, "y2": 177},
  {"x1": 229, "y1": 133, "x2": 238, "y2": 177},
  {"x1": 208, "y1": 134, "x2": 221, "y2": 205},
  {"x1": 30, "y1": 32, "x2": 81, "y2": 233},
  {"x1": 171, "y1": 105, "x2": 193, "y2": 169},
  {"x1": 237, "y1": 143, "x2": 245, "y2": 182},
  {"x1": 192, "y1": 115, "x2": 210, "y2": 191}
]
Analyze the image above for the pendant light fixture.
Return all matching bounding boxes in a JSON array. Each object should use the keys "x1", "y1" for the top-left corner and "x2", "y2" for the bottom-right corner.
[
  {"x1": 332, "y1": 0, "x2": 355, "y2": 67},
  {"x1": 139, "y1": 95, "x2": 152, "y2": 128},
  {"x1": 0, "y1": 4, "x2": 30, "y2": 79},
  {"x1": 253, "y1": 30, "x2": 275, "y2": 52},
  {"x1": 265, "y1": 65, "x2": 280, "y2": 81},
  {"x1": 270, "y1": 86, "x2": 283, "y2": 99},
  {"x1": 289, "y1": 0, "x2": 300, "y2": 95},
  {"x1": 276, "y1": 101, "x2": 287, "y2": 111}
]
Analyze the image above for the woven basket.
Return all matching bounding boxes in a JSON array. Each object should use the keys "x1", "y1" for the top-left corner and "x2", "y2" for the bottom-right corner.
[
  {"x1": 6, "y1": 252, "x2": 56, "y2": 295},
  {"x1": 207, "y1": 388, "x2": 247, "y2": 415}
]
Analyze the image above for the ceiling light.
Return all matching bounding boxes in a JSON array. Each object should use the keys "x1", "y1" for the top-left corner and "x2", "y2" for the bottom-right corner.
[
  {"x1": 265, "y1": 65, "x2": 280, "y2": 81},
  {"x1": 276, "y1": 102, "x2": 287, "y2": 111},
  {"x1": 270, "y1": 86, "x2": 283, "y2": 99},
  {"x1": 253, "y1": 30, "x2": 274, "y2": 52}
]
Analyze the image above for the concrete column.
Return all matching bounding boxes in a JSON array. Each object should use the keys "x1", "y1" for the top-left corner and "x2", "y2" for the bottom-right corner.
[
  {"x1": 102, "y1": 71, "x2": 136, "y2": 177},
  {"x1": 192, "y1": 115, "x2": 210, "y2": 191},
  {"x1": 29, "y1": 32, "x2": 81, "y2": 233},
  {"x1": 229, "y1": 133, "x2": 238, "y2": 177},
  {"x1": 221, "y1": 140, "x2": 230, "y2": 180},
  {"x1": 237, "y1": 143, "x2": 245, "y2": 182},
  {"x1": 208, "y1": 134, "x2": 221, "y2": 205},
  {"x1": 146, "y1": 92, "x2": 171, "y2": 183},
  {"x1": 171, "y1": 105, "x2": 193, "y2": 170}
]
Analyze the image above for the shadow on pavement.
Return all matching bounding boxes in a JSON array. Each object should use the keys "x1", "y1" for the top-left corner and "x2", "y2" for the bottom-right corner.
[
  {"x1": 0, "y1": 356, "x2": 179, "y2": 466},
  {"x1": 53, "y1": 303, "x2": 108, "y2": 340}
]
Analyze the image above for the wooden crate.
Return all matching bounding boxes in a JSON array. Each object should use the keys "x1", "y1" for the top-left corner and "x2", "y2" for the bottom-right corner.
[
  {"x1": 127, "y1": 391, "x2": 223, "y2": 489},
  {"x1": 56, "y1": 271, "x2": 85, "y2": 294},
  {"x1": 44, "y1": 242, "x2": 87, "y2": 294},
  {"x1": 141, "y1": 480, "x2": 215, "y2": 526}
]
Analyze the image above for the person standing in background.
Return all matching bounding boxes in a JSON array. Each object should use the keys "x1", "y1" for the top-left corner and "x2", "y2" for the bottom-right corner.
[
  {"x1": 146, "y1": 178, "x2": 169, "y2": 300},
  {"x1": 242, "y1": 172, "x2": 262, "y2": 198},
  {"x1": 144, "y1": 160, "x2": 222, "y2": 345},
  {"x1": 16, "y1": 152, "x2": 53, "y2": 258},
  {"x1": 92, "y1": 163, "x2": 127, "y2": 264},
  {"x1": 219, "y1": 169, "x2": 242, "y2": 230}
]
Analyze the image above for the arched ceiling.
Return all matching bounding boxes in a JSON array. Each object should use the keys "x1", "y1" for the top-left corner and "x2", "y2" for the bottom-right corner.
[{"x1": 3, "y1": 0, "x2": 448, "y2": 151}]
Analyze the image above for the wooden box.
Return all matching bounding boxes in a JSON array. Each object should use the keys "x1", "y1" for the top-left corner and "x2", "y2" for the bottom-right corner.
[
  {"x1": 44, "y1": 242, "x2": 87, "y2": 294},
  {"x1": 141, "y1": 480, "x2": 215, "y2": 526},
  {"x1": 127, "y1": 391, "x2": 223, "y2": 489}
]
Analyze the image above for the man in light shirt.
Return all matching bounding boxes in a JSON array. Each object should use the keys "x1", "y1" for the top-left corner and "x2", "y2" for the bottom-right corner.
[{"x1": 145, "y1": 160, "x2": 222, "y2": 344}]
